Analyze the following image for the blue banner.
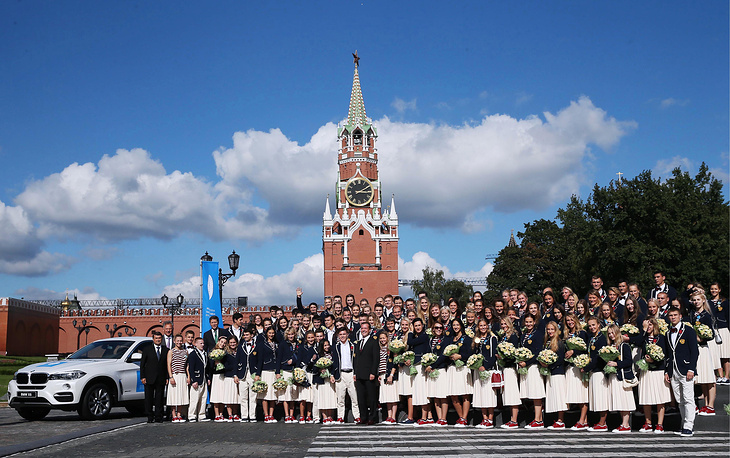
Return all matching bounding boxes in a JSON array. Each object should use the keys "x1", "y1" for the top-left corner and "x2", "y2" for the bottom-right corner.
[{"x1": 200, "y1": 261, "x2": 221, "y2": 338}]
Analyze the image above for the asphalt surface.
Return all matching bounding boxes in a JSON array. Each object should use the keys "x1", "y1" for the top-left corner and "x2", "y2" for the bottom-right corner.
[{"x1": 0, "y1": 384, "x2": 727, "y2": 457}]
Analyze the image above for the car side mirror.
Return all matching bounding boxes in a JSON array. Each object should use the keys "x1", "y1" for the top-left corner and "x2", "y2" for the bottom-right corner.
[{"x1": 130, "y1": 353, "x2": 142, "y2": 361}]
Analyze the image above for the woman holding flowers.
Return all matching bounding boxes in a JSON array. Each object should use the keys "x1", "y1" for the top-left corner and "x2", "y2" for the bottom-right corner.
[
  {"x1": 408, "y1": 318, "x2": 432, "y2": 425},
  {"x1": 425, "y1": 322, "x2": 449, "y2": 426},
  {"x1": 622, "y1": 297, "x2": 645, "y2": 352},
  {"x1": 377, "y1": 331, "x2": 399, "y2": 424},
  {"x1": 498, "y1": 317, "x2": 521, "y2": 428},
  {"x1": 518, "y1": 315, "x2": 546, "y2": 428},
  {"x1": 471, "y1": 319, "x2": 499, "y2": 428},
  {"x1": 276, "y1": 327, "x2": 299, "y2": 423},
  {"x1": 444, "y1": 318, "x2": 473, "y2": 427},
  {"x1": 540, "y1": 321, "x2": 567, "y2": 429},
  {"x1": 604, "y1": 324, "x2": 635, "y2": 433},
  {"x1": 708, "y1": 283, "x2": 729, "y2": 384},
  {"x1": 563, "y1": 313, "x2": 590, "y2": 430},
  {"x1": 689, "y1": 292, "x2": 717, "y2": 415},
  {"x1": 583, "y1": 316, "x2": 609, "y2": 431},
  {"x1": 312, "y1": 338, "x2": 339, "y2": 424},
  {"x1": 637, "y1": 317, "x2": 670, "y2": 433},
  {"x1": 221, "y1": 336, "x2": 241, "y2": 421},
  {"x1": 165, "y1": 334, "x2": 189, "y2": 423},
  {"x1": 209, "y1": 336, "x2": 228, "y2": 422},
  {"x1": 296, "y1": 330, "x2": 317, "y2": 423},
  {"x1": 254, "y1": 327, "x2": 279, "y2": 424}
]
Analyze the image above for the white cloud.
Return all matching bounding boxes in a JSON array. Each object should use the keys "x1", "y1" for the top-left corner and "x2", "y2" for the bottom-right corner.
[
  {"x1": 0, "y1": 250, "x2": 75, "y2": 277},
  {"x1": 12, "y1": 286, "x2": 105, "y2": 300},
  {"x1": 659, "y1": 98, "x2": 689, "y2": 109},
  {"x1": 653, "y1": 155, "x2": 694, "y2": 177},
  {"x1": 163, "y1": 253, "x2": 324, "y2": 305},
  {"x1": 16, "y1": 148, "x2": 290, "y2": 242},
  {"x1": 391, "y1": 97, "x2": 417, "y2": 114},
  {"x1": 515, "y1": 92, "x2": 533, "y2": 105}
]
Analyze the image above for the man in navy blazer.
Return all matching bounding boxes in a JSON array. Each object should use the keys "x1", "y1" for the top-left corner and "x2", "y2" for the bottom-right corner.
[
  {"x1": 664, "y1": 307, "x2": 699, "y2": 437},
  {"x1": 186, "y1": 337, "x2": 210, "y2": 422}
]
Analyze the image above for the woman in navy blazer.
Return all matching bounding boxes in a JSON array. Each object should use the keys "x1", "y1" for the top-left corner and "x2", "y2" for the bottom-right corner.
[
  {"x1": 605, "y1": 324, "x2": 636, "y2": 433},
  {"x1": 276, "y1": 326, "x2": 299, "y2": 424},
  {"x1": 563, "y1": 314, "x2": 589, "y2": 430},
  {"x1": 312, "y1": 339, "x2": 340, "y2": 424},
  {"x1": 443, "y1": 318, "x2": 473, "y2": 427},
  {"x1": 296, "y1": 330, "x2": 317, "y2": 424},
  {"x1": 542, "y1": 321, "x2": 567, "y2": 429},
  {"x1": 584, "y1": 316, "x2": 609, "y2": 431},
  {"x1": 638, "y1": 317, "x2": 671, "y2": 433},
  {"x1": 708, "y1": 283, "x2": 729, "y2": 384},
  {"x1": 254, "y1": 327, "x2": 278, "y2": 424},
  {"x1": 472, "y1": 319, "x2": 499, "y2": 428},
  {"x1": 518, "y1": 315, "x2": 545, "y2": 428},
  {"x1": 689, "y1": 292, "x2": 717, "y2": 415}
]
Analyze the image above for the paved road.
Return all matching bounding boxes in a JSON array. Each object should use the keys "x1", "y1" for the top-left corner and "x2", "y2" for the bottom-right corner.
[{"x1": 1, "y1": 384, "x2": 727, "y2": 457}]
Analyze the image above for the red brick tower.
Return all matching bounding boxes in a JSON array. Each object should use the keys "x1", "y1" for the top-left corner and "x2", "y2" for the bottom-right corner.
[{"x1": 323, "y1": 55, "x2": 399, "y2": 301}]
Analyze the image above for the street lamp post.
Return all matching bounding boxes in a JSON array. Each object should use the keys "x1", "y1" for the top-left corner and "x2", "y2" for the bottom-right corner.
[
  {"x1": 201, "y1": 250, "x2": 240, "y2": 311},
  {"x1": 161, "y1": 293, "x2": 185, "y2": 331},
  {"x1": 72, "y1": 319, "x2": 92, "y2": 350}
]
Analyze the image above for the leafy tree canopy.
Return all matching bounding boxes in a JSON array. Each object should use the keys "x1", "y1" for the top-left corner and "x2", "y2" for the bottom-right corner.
[
  {"x1": 487, "y1": 163, "x2": 728, "y2": 300},
  {"x1": 412, "y1": 266, "x2": 473, "y2": 306}
]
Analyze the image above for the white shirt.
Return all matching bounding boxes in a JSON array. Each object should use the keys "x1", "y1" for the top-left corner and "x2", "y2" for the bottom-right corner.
[
  {"x1": 359, "y1": 334, "x2": 370, "y2": 350},
  {"x1": 340, "y1": 341, "x2": 353, "y2": 370},
  {"x1": 164, "y1": 335, "x2": 173, "y2": 349}
]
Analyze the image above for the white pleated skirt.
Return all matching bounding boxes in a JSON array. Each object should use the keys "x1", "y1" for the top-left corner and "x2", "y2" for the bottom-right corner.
[
  {"x1": 609, "y1": 374, "x2": 636, "y2": 411},
  {"x1": 222, "y1": 376, "x2": 239, "y2": 405},
  {"x1": 502, "y1": 367, "x2": 521, "y2": 406},
  {"x1": 298, "y1": 371, "x2": 314, "y2": 403},
  {"x1": 259, "y1": 370, "x2": 278, "y2": 401},
  {"x1": 717, "y1": 328, "x2": 730, "y2": 358},
  {"x1": 412, "y1": 368, "x2": 429, "y2": 406},
  {"x1": 545, "y1": 374, "x2": 568, "y2": 413},
  {"x1": 589, "y1": 372, "x2": 610, "y2": 412},
  {"x1": 519, "y1": 365, "x2": 546, "y2": 399},
  {"x1": 564, "y1": 366, "x2": 588, "y2": 404},
  {"x1": 446, "y1": 365, "x2": 472, "y2": 396},
  {"x1": 316, "y1": 382, "x2": 337, "y2": 410},
  {"x1": 427, "y1": 369, "x2": 449, "y2": 398},
  {"x1": 707, "y1": 339, "x2": 722, "y2": 370},
  {"x1": 472, "y1": 372, "x2": 498, "y2": 408},
  {"x1": 276, "y1": 371, "x2": 299, "y2": 402},
  {"x1": 695, "y1": 345, "x2": 715, "y2": 384},
  {"x1": 379, "y1": 380, "x2": 399, "y2": 403},
  {"x1": 638, "y1": 369, "x2": 671, "y2": 405},
  {"x1": 166, "y1": 372, "x2": 189, "y2": 406},
  {"x1": 398, "y1": 366, "x2": 414, "y2": 396},
  {"x1": 209, "y1": 373, "x2": 226, "y2": 404}
]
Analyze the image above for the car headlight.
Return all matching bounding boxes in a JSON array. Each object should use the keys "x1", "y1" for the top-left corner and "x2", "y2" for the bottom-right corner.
[
  {"x1": 48, "y1": 370, "x2": 87, "y2": 380},
  {"x1": 12, "y1": 372, "x2": 17, "y2": 381}
]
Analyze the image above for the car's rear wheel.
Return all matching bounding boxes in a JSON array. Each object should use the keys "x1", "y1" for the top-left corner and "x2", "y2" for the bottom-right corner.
[
  {"x1": 16, "y1": 407, "x2": 51, "y2": 421},
  {"x1": 79, "y1": 383, "x2": 113, "y2": 420}
]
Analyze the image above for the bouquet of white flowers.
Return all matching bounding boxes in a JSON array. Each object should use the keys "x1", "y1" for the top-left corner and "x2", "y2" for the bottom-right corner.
[
  {"x1": 466, "y1": 353, "x2": 487, "y2": 380},
  {"x1": 388, "y1": 338, "x2": 406, "y2": 354},
  {"x1": 464, "y1": 328, "x2": 475, "y2": 338},
  {"x1": 620, "y1": 323, "x2": 640, "y2": 336},
  {"x1": 537, "y1": 349, "x2": 558, "y2": 376},
  {"x1": 209, "y1": 348, "x2": 226, "y2": 371},
  {"x1": 514, "y1": 348, "x2": 534, "y2": 375},
  {"x1": 315, "y1": 356, "x2": 333, "y2": 378},
  {"x1": 421, "y1": 352, "x2": 438, "y2": 367},
  {"x1": 289, "y1": 368, "x2": 308, "y2": 386},
  {"x1": 497, "y1": 341, "x2": 516, "y2": 365},
  {"x1": 657, "y1": 319, "x2": 669, "y2": 336},
  {"x1": 443, "y1": 344, "x2": 465, "y2": 367},
  {"x1": 695, "y1": 324, "x2": 713, "y2": 341},
  {"x1": 251, "y1": 380, "x2": 268, "y2": 393},
  {"x1": 395, "y1": 351, "x2": 417, "y2": 375},
  {"x1": 566, "y1": 336, "x2": 587, "y2": 352},
  {"x1": 599, "y1": 345, "x2": 619, "y2": 375},
  {"x1": 272, "y1": 378, "x2": 289, "y2": 391},
  {"x1": 571, "y1": 353, "x2": 591, "y2": 382}
]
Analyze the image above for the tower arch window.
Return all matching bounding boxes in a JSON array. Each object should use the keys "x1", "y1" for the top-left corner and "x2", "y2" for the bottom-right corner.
[
  {"x1": 353, "y1": 131, "x2": 362, "y2": 145},
  {"x1": 359, "y1": 229, "x2": 364, "y2": 236}
]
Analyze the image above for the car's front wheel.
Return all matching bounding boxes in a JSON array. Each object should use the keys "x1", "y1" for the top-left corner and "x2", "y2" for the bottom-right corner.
[
  {"x1": 16, "y1": 407, "x2": 51, "y2": 421},
  {"x1": 79, "y1": 383, "x2": 113, "y2": 420}
]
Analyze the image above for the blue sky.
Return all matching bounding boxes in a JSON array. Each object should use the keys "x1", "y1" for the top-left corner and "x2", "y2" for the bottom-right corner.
[{"x1": 0, "y1": 1, "x2": 727, "y2": 305}]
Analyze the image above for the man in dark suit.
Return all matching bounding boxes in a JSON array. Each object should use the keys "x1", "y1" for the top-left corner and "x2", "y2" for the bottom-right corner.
[
  {"x1": 665, "y1": 307, "x2": 699, "y2": 437},
  {"x1": 140, "y1": 331, "x2": 169, "y2": 423},
  {"x1": 648, "y1": 270, "x2": 678, "y2": 302},
  {"x1": 353, "y1": 321, "x2": 379, "y2": 425},
  {"x1": 203, "y1": 315, "x2": 230, "y2": 353}
]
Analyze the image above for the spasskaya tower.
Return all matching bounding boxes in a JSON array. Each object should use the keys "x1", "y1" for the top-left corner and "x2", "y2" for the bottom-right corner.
[{"x1": 322, "y1": 52, "x2": 399, "y2": 300}]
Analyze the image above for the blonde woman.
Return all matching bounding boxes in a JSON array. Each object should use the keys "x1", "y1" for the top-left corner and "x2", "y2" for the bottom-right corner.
[
  {"x1": 604, "y1": 324, "x2": 635, "y2": 433},
  {"x1": 689, "y1": 292, "x2": 717, "y2": 415}
]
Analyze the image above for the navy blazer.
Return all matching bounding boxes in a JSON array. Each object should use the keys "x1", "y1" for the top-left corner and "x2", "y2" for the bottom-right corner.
[
  {"x1": 642, "y1": 333, "x2": 667, "y2": 372},
  {"x1": 498, "y1": 333, "x2": 520, "y2": 368},
  {"x1": 584, "y1": 332, "x2": 608, "y2": 373},
  {"x1": 439, "y1": 333, "x2": 473, "y2": 369},
  {"x1": 297, "y1": 344, "x2": 318, "y2": 373},
  {"x1": 690, "y1": 310, "x2": 715, "y2": 344},
  {"x1": 407, "y1": 332, "x2": 429, "y2": 364},
  {"x1": 519, "y1": 328, "x2": 544, "y2": 366},
  {"x1": 253, "y1": 339, "x2": 277, "y2": 376},
  {"x1": 312, "y1": 351, "x2": 340, "y2": 384},
  {"x1": 563, "y1": 329, "x2": 588, "y2": 358},
  {"x1": 665, "y1": 322, "x2": 699, "y2": 377},
  {"x1": 276, "y1": 341, "x2": 298, "y2": 374},
  {"x1": 614, "y1": 342, "x2": 634, "y2": 381},
  {"x1": 223, "y1": 351, "x2": 240, "y2": 378},
  {"x1": 185, "y1": 349, "x2": 209, "y2": 385},
  {"x1": 428, "y1": 336, "x2": 449, "y2": 369},
  {"x1": 476, "y1": 334, "x2": 499, "y2": 371},
  {"x1": 544, "y1": 341, "x2": 566, "y2": 376},
  {"x1": 236, "y1": 340, "x2": 257, "y2": 379},
  {"x1": 709, "y1": 299, "x2": 729, "y2": 329}
]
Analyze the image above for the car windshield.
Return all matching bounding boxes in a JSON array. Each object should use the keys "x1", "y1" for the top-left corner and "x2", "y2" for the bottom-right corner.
[{"x1": 67, "y1": 340, "x2": 134, "y2": 360}]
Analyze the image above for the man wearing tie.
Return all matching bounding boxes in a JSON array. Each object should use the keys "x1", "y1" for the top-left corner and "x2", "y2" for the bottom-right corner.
[
  {"x1": 203, "y1": 316, "x2": 230, "y2": 353},
  {"x1": 186, "y1": 337, "x2": 210, "y2": 422},
  {"x1": 162, "y1": 321, "x2": 174, "y2": 349},
  {"x1": 665, "y1": 307, "x2": 699, "y2": 437},
  {"x1": 354, "y1": 321, "x2": 379, "y2": 425},
  {"x1": 140, "y1": 331, "x2": 169, "y2": 423}
]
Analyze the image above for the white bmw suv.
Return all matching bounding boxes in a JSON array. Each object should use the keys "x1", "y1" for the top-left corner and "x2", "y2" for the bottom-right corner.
[{"x1": 8, "y1": 337, "x2": 153, "y2": 420}]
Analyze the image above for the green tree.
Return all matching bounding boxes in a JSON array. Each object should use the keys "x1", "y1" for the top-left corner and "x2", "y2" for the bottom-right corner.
[
  {"x1": 411, "y1": 267, "x2": 473, "y2": 306},
  {"x1": 488, "y1": 164, "x2": 729, "y2": 297}
]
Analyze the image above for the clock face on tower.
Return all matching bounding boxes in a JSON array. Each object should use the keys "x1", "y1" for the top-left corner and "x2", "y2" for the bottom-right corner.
[{"x1": 345, "y1": 177, "x2": 374, "y2": 206}]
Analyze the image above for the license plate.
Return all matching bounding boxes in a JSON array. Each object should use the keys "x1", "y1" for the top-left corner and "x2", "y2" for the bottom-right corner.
[{"x1": 18, "y1": 391, "x2": 36, "y2": 398}]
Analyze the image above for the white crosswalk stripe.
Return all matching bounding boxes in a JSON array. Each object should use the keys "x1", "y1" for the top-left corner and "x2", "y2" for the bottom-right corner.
[{"x1": 305, "y1": 425, "x2": 729, "y2": 457}]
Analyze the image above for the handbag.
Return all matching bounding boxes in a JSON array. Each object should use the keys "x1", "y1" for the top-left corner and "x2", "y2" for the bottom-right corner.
[
  {"x1": 713, "y1": 319, "x2": 723, "y2": 344},
  {"x1": 491, "y1": 370, "x2": 504, "y2": 389},
  {"x1": 622, "y1": 367, "x2": 639, "y2": 388}
]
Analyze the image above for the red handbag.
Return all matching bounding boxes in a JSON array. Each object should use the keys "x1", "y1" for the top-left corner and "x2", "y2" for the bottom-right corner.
[{"x1": 491, "y1": 370, "x2": 504, "y2": 389}]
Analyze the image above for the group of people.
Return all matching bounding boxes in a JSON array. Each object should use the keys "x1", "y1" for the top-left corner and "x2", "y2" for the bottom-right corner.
[{"x1": 141, "y1": 273, "x2": 728, "y2": 438}]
